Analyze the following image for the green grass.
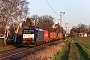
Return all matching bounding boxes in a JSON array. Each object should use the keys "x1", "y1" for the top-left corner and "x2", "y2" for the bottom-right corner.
[
  {"x1": 75, "y1": 43, "x2": 90, "y2": 60},
  {"x1": 73, "y1": 37, "x2": 90, "y2": 41},
  {"x1": 54, "y1": 41, "x2": 70, "y2": 60},
  {"x1": 75, "y1": 39, "x2": 90, "y2": 60},
  {"x1": 54, "y1": 38, "x2": 90, "y2": 60},
  {"x1": 80, "y1": 42, "x2": 90, "y2": 59},
  {"x1": 81, "y1": 42, "x2": 90, "y2": 50},
  {"x1": 0, "y1": 39, "x2": 4, "y2": 43},
  {"x1": 68, "y1": 42, "x2": 81, "y2": 60}
]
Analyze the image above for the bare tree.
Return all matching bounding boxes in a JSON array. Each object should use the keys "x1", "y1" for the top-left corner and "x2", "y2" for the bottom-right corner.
[
  {"x1": 30, "y1": 15, "x2": 39, "y2": 27},
  {"x1": 70, "y1": 31, "x2": 77, "y2": 38},
  {"x1": 29, "y1": 15, "x2": 55, "y2": 32},
  {"x1": 70, "y1": 26, "x2": 77, "y2": 37},
  {"x1": 22, "y1": 18, "x2": 32, "y2": 28},
  {"x1": 0, "y1": 0, "x2": 29, "y2": 44},
  {"x1": 70, "y1": 23, "x2": 89, "y2": 37},
  {"x1": 87, "y1": 24, "x2": 90, "y2": 34},
  {"x1": 77, "y1": 23, "x2": 87, "y2": 33},
  {"x1": 37, "y1": 15, "x2": 54, "y2": 32}
]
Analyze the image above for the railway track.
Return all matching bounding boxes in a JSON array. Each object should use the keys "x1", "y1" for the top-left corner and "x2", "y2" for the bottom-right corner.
[{"x1": 0, "y1": 40, "x2": 63, "y2": 60}]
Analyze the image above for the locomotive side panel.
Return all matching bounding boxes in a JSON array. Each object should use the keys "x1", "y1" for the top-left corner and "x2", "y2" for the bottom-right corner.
[{"x1": 36, "y1": 29, "x2": 45, "y2": 45}]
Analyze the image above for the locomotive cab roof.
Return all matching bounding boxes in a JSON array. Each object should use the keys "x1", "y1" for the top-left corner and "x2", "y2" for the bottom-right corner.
[{"x1": 23, "y1": 28, "x2": 43, "y2": 31}]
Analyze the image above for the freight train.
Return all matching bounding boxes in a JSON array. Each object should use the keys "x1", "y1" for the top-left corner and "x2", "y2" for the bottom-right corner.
[{"x1": 22, "y1": 28, "x2": 63, "y2": 46}]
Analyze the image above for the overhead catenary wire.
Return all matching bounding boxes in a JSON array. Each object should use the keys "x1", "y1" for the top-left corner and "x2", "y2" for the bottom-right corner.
[
  {"x1": 46, "y1": 0, "x2": 69, "y2": 33},
  {"x1": 46, "y1": 0, "x2": 67, "y2": 29},
  {"x1": 46, "y1": 0, "x2": 59, "y2": 16}
]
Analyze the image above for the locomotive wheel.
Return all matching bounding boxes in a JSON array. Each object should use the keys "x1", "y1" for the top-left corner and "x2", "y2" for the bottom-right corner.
[{"x1": 35, "y1": 43, "x2": 37, "y2": 46}]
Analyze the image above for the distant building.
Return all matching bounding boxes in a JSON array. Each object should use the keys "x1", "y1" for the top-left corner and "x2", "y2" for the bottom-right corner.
[
  {"x1": 83, "y1": 33, "x2": 87, "y2": 37},
  {"x1": 88, "y1": 34, "x2": 90, "y2": 37},
  {"x1": 78, "y1": 33, "x2": 87, "y2": 37}
]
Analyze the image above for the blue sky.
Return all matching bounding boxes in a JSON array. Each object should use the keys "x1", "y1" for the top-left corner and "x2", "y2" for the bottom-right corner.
[{"x1": 27, "y1": 0, "x2": 90, "y2": 29}]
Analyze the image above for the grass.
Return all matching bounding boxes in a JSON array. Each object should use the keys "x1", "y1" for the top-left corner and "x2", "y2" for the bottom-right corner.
[
  {"x1": 81, "y1": 42, "x2": 90, "y2": 50},
  {"x1": 0, "y1": 45, "x2": 16, "y2": 52},
  {"x1": 54, "y1": 38, "x2": 90, "y2": 60},
  {"x1": 73, "y1": 37, "x2": 90, "y2": 41},
  {"x1": 21, "y1": 42, "x2": 66, "y2": 60},
  {"x1": 79, "y1": 42, "x2": 90, "y2": 59},
  {"x1": 71, "y1": 37, "x2": 90, "y2": 60},
  {"x1": 0, "y1": 40, "x2": 16, "y2": 52},
  {"x1": 54, "y1": 41, "x2": 70, "y2": 60},
  {"x1": 0, "y1": 39, "x2": 4, "y2": 43},
  {"x1": 0, "y1": 39, "x2": 4, "y2": 47},
  {"x1": 75, "y1": 43, "x2": 90, "y2": 60},
  {"x1": 68, "y1": 42, "x2": 81, "y2": 60},
  {"x1": 0, "y1": 38, "x2": 23, "y2": 52},
  {"x1": 0, "y1": 39, "x2": 16, "y2": 52}
]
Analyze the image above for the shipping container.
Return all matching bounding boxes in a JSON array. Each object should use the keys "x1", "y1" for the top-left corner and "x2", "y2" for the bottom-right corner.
[
  {"x1": 50, "y1": 32, "x2": 57, "y2": 41},
  {"x1": 44, "y1": 30, "x2": 50, "y2": 42},
  {"x1": 58, "y1": 33, "x2": 63, "y2": 39}
]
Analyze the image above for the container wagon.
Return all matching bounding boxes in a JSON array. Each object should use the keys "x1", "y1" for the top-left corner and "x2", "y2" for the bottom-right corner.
[
  {"x1": 58, "y1": 33, "x2": 63, "y2": 39},
  {"x1": 50, "y1": 32, "x2": 57, "y2": 41},
  {"x1": 50, "y1": 32, "x2": 63, "y2": 41}
]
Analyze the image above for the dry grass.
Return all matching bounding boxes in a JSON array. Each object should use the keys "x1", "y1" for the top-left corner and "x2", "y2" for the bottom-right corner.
[
  {"x1": 21, "y1": 41, "x2": 65, "y2": 60},
  {"x1": 0, "y1": 43, "x2": 16, "y2": 52}
]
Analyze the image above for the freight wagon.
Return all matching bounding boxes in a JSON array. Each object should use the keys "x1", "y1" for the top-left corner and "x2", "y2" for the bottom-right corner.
[
  {"x1": 58, "y1": 33, "x2": 63, "y2": 39},
  {"x1": 50, "y1": 32, "x2": 63, "y2": 41},
  {"x1": 50, "y1": 32, "x2": 57, "y2": 41}
]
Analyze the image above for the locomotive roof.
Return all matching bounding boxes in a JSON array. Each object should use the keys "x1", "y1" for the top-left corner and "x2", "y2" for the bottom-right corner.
[{"x1": 23, "y1": 28, "x2": 44, "y2": 31}]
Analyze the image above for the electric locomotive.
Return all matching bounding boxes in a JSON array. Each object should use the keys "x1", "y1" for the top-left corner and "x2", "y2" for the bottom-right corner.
[{"x1": 22, "y1": 28, "x2": 45, "y2": 46}]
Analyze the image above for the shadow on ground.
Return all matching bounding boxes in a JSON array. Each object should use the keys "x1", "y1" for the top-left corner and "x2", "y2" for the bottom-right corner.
[
  {"x1": 75, "y1": 43, "x2": 90, "y2": 60},
  {"x1": 6, "y1": 35, "x2": 22, "y2": 48}
]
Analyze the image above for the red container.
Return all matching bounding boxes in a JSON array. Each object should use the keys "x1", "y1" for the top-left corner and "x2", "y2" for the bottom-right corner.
[
  {"x1": 44, "y1": 30, "x2": 50, "y2": 42},
  {"x1": 58, "y1": 33, "x2": 63, "y2": 39},
  {"x1": 50, "y1": 32, "x2": 57, "y2": 40}
]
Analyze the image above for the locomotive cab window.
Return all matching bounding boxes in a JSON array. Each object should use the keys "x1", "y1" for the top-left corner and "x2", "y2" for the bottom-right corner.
[
  {"x1": 28, "y1": 30, "x2": 34, "y2": 34},
  {"x1": 23, "y1": 29, "x2": 34, "y2": 34}
]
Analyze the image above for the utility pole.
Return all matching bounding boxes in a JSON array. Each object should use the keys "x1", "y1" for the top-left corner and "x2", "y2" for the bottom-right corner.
[
  {"x1": 59, "y1": 12, "x2": 65, "y2": 33},
  {"x1": 65, "y1": 23, "x2": 68, "y2": 34},
  {"x1": 65, "y1": 23, "x2": 69, "y2": 37},
  {"x1": 60, "y1": 12, "x2": 65, "y2": 27}
]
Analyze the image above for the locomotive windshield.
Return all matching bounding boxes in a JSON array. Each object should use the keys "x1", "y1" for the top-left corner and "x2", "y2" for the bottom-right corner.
[{"x1": 23, "y1": 29, "x2": 34, "y2": 34}]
